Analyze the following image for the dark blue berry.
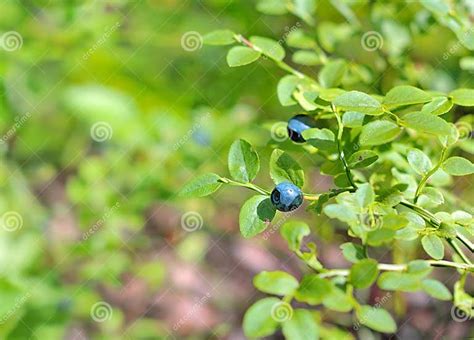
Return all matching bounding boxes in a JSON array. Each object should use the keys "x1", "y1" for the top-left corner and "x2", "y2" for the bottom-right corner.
[
  {"x1": 287, "y1": 114, "x2": 317, "y2": 143},
  {"x1": 270, "y1": 182, "x2": 304, "y2": 212}
]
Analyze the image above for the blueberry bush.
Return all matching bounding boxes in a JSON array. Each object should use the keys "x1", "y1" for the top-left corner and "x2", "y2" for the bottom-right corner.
[{"x1": 182, "y1": 0, "x2": 474, "y2": 338}]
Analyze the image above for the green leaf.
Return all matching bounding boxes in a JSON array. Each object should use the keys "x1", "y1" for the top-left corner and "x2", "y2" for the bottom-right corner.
[
  {"x1": 355, "y1": 183, "x2": 374, "y2": 209},
  {"x1": 407, "y1": 260, "x2": 432, "y2": 278},
  {"x1": 342, "y1": 111, "x2": 365, "y2": 128},
  {"x1": 228, "y1": 139, "x2": 260, "y2": 182},
  {"x1": 250, "y1": 36, "x2": 286, "y2": 61},
  {"x1": 421, "y1": 96, "x2": 453, "y2": 115},
  {"x1": 350, "y1": 259, "x2": 379, "y2": 289},
  {"x1": 324, "y1": 204, "x2": 358, "y2": 223},
  {"x1": 277, "y1": 75, "x2": 299, "y2": 106},
  {"x1": 243, "y1": 297, "x2": 280, "y2": 338},
  {"x1": 359, "y1": 120, "x2": 402, "y2": 146},
  {"x1": 348, "y1": 150, "x2": 378, "y2": 168},
  {"x1": 333, "y1": 91, "x2": 383, "y2": 115},
  {"x1": 292, "y1": 50, "x2": 322, "y2": 66},
  {"x1": 340, "y1": 242, "x2": 367, "y2": 263},
  {"x1": 302, "y1": 128, "x2": 337, "y2": 152},
  {"x1": 378, "y1": 272, "x2": 420, "y2": 292},
  {"x1": 442, "y1": 157, "x2": 474, "y2": 176},
  {"x1": 318, "y1": 59, "x2": 347, "y2": 88},
  {"x1": 383, "y1": 85, "x2": 431, "y2": 108},
  {"x1": 382, "y1": 214, "x2": 409, "y2": 230},
  {"x1": 270, "y1": 149, "x2": 305, "y2": 187},
  {"x1": 179, "y1": 173, "x2": 222, "y2": 197},
  {"x1": 293, "y1": 88, "x2": 318, "y2": 111},
  {"x1": 295, "y1": 274, "x2": 332, "y2": 305},
  {"x1": 281, "y1": 220, "x2": 310, "y2": 251},
  {"x1": 257, "y1": 0, "x2": 288, "y2": 15},
  {"x1": 403, "y1": 112, "x2": 451, "y2": 136},
  {"x1": 254, "y1": 271, "x2": 299, "y2": 296},
  {"x1": 421, "y1": 279, "x2": 452, "y2": 301},
  {"x1": 322, "y1": 284, "x2": 353, "y2": 312},
  {"x1": 203, "y1": 30, "x2": 235, "y2": 45},
  {"x1": 356, "y1": 305, "x2": 397, "y2": 333},
  {"x1": 239, "y1": 195, "x2": 276, "y2": 238},
  {"x1": 367, "y1": 228, "x2": 396, "y2": 246},
  {"x1": 407, "y1": 149, "x2": 432, "y2": 175},
  {"x1": 227, "y1": 46, "x2": 261, "y2": 67},
  {"x1": 282, "y1": 309, "x2": 319, "y2": 340},
  {"x1": 450, "y1": 88, "x2": 474, "y2": 106},
  {"x1": 421, "y1": 234, "x2": 444, "y2": 259},
  {"x1": 418, "y1": 187, "x2": 444, "y2": 208}
]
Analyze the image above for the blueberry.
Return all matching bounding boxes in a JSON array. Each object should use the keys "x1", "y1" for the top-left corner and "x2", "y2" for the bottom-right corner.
[
  {"x1": 287, "y1": 114, "x2": 317, "y2": 143},
  {"x1": 270, "y1": 182, "x2": 304, "y2": 212}
]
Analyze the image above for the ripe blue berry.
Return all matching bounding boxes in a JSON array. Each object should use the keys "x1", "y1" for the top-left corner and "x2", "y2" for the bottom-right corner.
[
  {"x1": 287, "y1": 114, "x2": 317, "y2": 143},
  {"x1": 270, "y1": 182, "x2": 304, "y2": 212}
]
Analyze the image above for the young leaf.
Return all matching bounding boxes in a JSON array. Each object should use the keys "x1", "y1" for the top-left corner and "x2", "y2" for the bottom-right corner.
[
  {"x1": 179, "y1": 173, "x2": 222, "y2": 197},
  {"x1": 383, "y1": 85, "x2": 431, "y2": 108},
  {"x1": 340, "y1": 242, "x2": 367, "y2": 263},
  {"x1": 355, "y1": 183, "x2": 374, "y2": 209},
  {"x1": 333, "y1": 91, "x2": 383, "y2": 115},
  {"x1": 356, "y1": 306, "x2": 397, "y2": 333},
  {"x1": 318, "y1": 59, "x2": 347, "y2": 88},
  {"x1": 450, "y1": 88, "x2": 474, "y2": 106},
  {"x1": 342, "y1": 111, "x2": 365, "y2": 128},
  {"x1": 295, "y1": 274, "x2": 332, "y2": 305},
  {"x1": 270, "y1": 149, "x2": 305, "y2": 187},
  {"x1": 282, "y1": 309, "x2": 319, "y2": 340},
  {"x1": 302, "y1": 128, "x2": 337, "y2": 152},
  {"x1": 421, "y1": 279, "x2": 452, "y2": 301},
  {"x1": 421, "y1": 96, "x2": 452, "y2": 115},
  {"x1": 442, "y1": 157, "x2": 474, "y2": 176},
  {"x1": 250, "y1": 36, "x2": 285, "y2": 61},
  {"x1": 203, "y1": 30, "x2": 235, "y2": 45},
  {"x1": 277, "y1": 75, "x2": 299, "y2": 106},
  {"x1": 292, "y1": 50, "x2": 322, "y2": 66},
  {"x1": 322, "y1": 284, "x2": 353, "y2": 312},
  {"x1": 227, "y1": 46, "x2": 261, "y2": 67},
  {"x1": 239, "y1": 195, "x2": 276, "y2": 238},
  {"x1": 281, "y1": 220, "x2": 310, "y2": 251},
  {"x1": 421, "y1": 234, "x2": 444, "y2": 259},
  {"x1": 359, "y1": 120, "x2": 402, "y2": 146},
  {"x1": 348, "y1": 150, "x2": 379, "y2": 168},
  {"x1": 378, "y1": 272, "x2": 420, "y2": 292},
  {"x1": 228, "y1": 139, "x2": 260, "y2": 182},
  {"x1": 349, "y1": 258, "x2": 379, "y2": 288},
  {"x1": 254, "y1": 271, "x2": 299, "y2": 296},
  {"x1": 403, "y1": 112, "x2": 451, "y2": 136},
  {"x1": 256, "y1": 0, "x2": 288, "y2": 15},
  {"x1": 243, "y1": 297, "x2": 280, "y2": 338},
  {"x1": 407, "y1": 149, "x2": 432, "y2": 175}
]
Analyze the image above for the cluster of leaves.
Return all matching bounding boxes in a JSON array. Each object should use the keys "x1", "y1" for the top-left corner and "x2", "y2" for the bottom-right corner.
[{"x1": 182, "y1": 1, "x2": 474, "y2": 338}]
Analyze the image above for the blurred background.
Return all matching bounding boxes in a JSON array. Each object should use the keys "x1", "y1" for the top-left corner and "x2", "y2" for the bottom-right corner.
[{"x1": 0, "y1": 0, "x2": 473, "y2": 339}]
